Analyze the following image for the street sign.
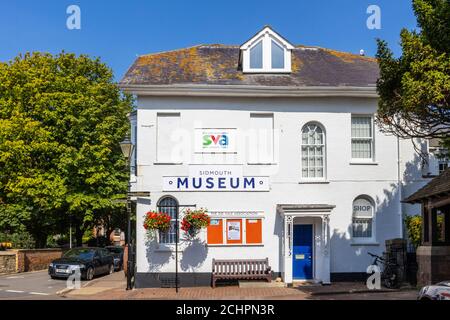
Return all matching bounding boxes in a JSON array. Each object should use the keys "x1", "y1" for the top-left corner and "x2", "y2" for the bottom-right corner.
[
  {"x1": 112, "y1": 199, "x2": 127, "y2": 204},
  {"x1": 127, "y1": 191, "x2": 151, "y2": 197}
]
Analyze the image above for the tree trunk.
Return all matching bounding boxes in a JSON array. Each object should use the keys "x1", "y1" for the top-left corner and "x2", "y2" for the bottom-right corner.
[
  {"x1": 34, "y1": 233, "x2": 47, "y2": 249},
  {"x1": 75, "y1": 222, "x2": 83, "y2": 247}
]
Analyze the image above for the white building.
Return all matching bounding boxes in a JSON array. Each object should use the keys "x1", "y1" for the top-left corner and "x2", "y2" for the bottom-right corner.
[{"x1": 120, "y1": 27, "x2": 434, "y2": 287}]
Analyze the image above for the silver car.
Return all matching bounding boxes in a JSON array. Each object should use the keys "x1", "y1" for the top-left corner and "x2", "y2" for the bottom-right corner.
[{"x1": 418, "y1": 281, "x2": 450, "y2": 300}]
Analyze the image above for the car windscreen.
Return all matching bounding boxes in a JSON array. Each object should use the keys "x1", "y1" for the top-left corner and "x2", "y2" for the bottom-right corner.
[{"x1": 63, "y1": 248, "x2": 95, "y2": 260}]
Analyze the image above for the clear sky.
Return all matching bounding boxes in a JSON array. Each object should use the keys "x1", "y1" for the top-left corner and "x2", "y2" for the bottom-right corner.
[{"x1": 1, "y1": 0, "x2": 418, "y2": 81}]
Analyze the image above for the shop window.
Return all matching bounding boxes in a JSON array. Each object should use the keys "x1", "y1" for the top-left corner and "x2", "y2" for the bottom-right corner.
[
  {"x1": 207, "y1": 217, "x2": 263, "y2": 245},
  {"x1": 352, "y1": 196, "x2": 375, "y2": 240}
]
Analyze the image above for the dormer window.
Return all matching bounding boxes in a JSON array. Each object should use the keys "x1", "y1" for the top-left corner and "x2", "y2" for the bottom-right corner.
[
  {"x1": 250, "y1": 41, "x2": 263, "y2": 69},
  {"x1": 240, "y1": 26, "x2": 294, "y2": 73},
  {"x1": 271, "y1": 40, "x2": 285, "y2": 69}
]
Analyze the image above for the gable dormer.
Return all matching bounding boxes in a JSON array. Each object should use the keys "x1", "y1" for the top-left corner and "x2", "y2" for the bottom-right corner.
[{"x1": 240, "y1": 26, "x2": 294, "y2": 73}]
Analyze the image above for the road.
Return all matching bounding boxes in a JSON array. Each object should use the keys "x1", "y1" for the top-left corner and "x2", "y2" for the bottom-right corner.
[
  {"x1": 0, "y1": 270, "x2": 70, "y2": 300},
  {"x1": 308, "y1": 290, "x2": 418, "y2": 300}
]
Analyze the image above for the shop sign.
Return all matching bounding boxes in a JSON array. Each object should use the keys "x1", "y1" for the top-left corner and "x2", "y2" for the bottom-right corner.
[
  {"x1": 163, "y1": 165, "x2": 270, "y2": 192},
  {"x1": 353, "y1": 198, "x2": 373, "y2": 217}
]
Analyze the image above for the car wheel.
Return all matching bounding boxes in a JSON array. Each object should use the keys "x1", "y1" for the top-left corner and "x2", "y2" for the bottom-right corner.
[
  {"x1": 50, "y1": 276, "x2": 57, "y2": 280},
  {"x1": 85, "y1": 267, "x2": 94, "y2": 281},
  {"x1": 109, "y1": 264, "x2": 114, "y2": 274}
]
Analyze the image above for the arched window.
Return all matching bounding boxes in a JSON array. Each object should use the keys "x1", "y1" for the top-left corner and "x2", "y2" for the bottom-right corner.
[
  {"x1": 301, "y1": 123, "x2": 325, "y2": 178},
  {"x1": 352, "y1": 196, "x2": 375, "y2": 239},
  {"x1": 157, "y1": 196, "x2": 179, "y2": 244}
]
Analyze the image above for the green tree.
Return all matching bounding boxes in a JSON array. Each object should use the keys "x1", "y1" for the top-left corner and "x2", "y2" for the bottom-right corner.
[
  {"x1": 375, "y1": 0, "x2": 450, "y2": 146},
  {"x1": 404, "y1": 215, "x2": 422, "y2": 248},
  {"x1": 0, "y1": 52, "x2": 132, "y2": 247}
]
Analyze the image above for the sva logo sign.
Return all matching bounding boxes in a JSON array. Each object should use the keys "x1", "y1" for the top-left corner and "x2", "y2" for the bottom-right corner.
[{"x1": 203, "y1": 134, "x2": 229, "y2": 148}]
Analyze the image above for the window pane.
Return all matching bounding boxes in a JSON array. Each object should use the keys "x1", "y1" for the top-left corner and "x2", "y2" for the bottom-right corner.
[
  {"x1": 352, "y1": 139, "x2": 372, "y2": 159},
  {"x1": 250, "y1": 41, "x2": 263, "y2": 69},
  {"x1": 271, "y1": 40, "x2": 284, "y2": 69},
  {"x1": 158, "y1": 197, "x2": 178, "y2": 244},
  {"x1": 301, "y1": 123, "x2": 325, "y2": 178},
  {"x1": 353, "y1": 219, "x2": 372, "y2": 238},
  {"x1": 351, "y1": 116, "x2": 372, "y2": 138},
  {"x1": 159, "y1": 221, "x2": 177, "y2": 244}
]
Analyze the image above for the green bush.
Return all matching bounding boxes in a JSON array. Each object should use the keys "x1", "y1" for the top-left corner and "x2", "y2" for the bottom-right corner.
[
  {"x1": 405, "y1": 214, "x2": 445, "y2": 248},
  {"x1": 0, "y1": 232, "x2": 35, "y2": 249},
  {"x1": 405, "y1": 215, "x2": 422, "y2": 248}
]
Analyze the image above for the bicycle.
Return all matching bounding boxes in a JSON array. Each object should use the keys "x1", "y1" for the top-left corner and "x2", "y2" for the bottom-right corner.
[{"x1": 367, "y1": 252, "x2": 401, "y2": 289}]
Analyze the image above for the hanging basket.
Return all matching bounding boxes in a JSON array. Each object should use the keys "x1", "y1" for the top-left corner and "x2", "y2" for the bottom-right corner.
[
  {"x1": 181, "y1": 208, "x2": 210, "y2": 239},
  {"x1": 143, "y1": 211, "x2": 171, "y2": 238}
]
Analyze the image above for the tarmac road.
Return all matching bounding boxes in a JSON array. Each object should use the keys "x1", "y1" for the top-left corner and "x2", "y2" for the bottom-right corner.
[{"x1": 0, "y1": 270, "x2": 71, "y2": 300}]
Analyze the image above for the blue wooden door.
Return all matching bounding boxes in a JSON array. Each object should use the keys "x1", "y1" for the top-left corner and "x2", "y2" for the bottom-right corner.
[{"x1": 293, "y1": 224, "x2": 313, "y2": 280}]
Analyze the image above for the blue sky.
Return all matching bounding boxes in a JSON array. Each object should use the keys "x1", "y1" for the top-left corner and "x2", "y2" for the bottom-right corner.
[{"x1": 0, "y1": 0, "x2": 418, "y2": 81}]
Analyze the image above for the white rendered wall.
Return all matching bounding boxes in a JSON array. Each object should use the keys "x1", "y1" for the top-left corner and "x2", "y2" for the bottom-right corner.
[{"x1": 132, "y1": 96, "x2": 426, "y2": 278}]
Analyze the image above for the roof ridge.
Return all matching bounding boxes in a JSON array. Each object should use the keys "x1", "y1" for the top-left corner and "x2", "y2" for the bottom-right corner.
[{"x1": 137, "y1": 44, "x2": 376, "y2": 60}]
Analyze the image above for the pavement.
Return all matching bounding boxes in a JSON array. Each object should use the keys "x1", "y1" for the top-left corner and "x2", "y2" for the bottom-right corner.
[
  {"x1": 63, "y1": 275, "x2": 419, "y2": 300},
  {"x1": 0, "y1": 270, "x2": 420, "y2": 300},
  {"x1": 294, "y1": 282, "x2": 419, "y2": 300}
]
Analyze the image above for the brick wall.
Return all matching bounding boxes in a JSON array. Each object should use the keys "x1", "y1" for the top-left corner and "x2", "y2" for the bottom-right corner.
[
  {"x1": 0, "y1": 251, "x2": 17, "y2": 274},
  {"x1": 16, "y1": 249, "x2": 63, "y2": 272}
]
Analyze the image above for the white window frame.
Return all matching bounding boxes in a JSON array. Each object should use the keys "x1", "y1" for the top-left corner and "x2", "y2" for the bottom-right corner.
[
  {"x1": 351, "y1": 196, "x2": 376, "y2": 243},
  {"x1": 428, "y1": 141, "x2": 450, "y2": 175},
  {"x1": 157, "y1": 196, "x2": 179, "y2": 245},
  {"x1": 241, "y1": 27, "x2": 293, "y2": 73},
  {"x1": 301, "y1": 122, "x2": 326, "y2": 181},
  {"x1": 248, "y1": 113, "x2": 275, "y2": 164},
  {"x1": 351, "y1": 115, "x2": 375, "y2": 162},
  {"x1": 155, "y1": 112, "x2": 182, "y2": 164}
]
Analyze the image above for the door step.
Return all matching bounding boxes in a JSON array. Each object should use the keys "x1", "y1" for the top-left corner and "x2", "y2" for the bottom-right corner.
[{"x1": 292, "y1": 280, "x2": 320, "y2": 287}]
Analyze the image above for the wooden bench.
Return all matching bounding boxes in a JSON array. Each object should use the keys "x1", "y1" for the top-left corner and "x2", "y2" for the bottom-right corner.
[{"x1": 211, "y1": 258, "x2": 272, "y2": 288}]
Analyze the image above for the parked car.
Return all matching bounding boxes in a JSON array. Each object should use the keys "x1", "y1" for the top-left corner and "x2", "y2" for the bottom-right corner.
[
  {"x1": 418, "y1": 281, "x2": 450, "y2": 300},
  {"x1": 48, "y1": 247, "x2": 114, "y2": 280},
  {"x1": 105, "y1": 245, "x2": 124, "y2": 271}
]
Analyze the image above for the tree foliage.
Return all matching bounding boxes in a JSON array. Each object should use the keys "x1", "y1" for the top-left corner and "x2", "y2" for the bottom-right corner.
[
  {"x1": 376, "y1": 0, "x2": 450, "y2": 140},
  {"x1": 0, "y1": 52, "x2": 132, "y2": 247},
  {"x1": 404, "y1": 215, "x2": 422, "y2": 248}
]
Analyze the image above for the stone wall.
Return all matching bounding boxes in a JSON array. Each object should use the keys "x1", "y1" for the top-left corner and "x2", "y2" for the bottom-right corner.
[
  {"x1": 416, "y1": 246, "x2": 450, "y2": 286},
  {"x1": 16, "y1": 249, "x2": 63, "y2": 272},
  {"x1": 0, "y1": 251, "x2": 17, "y2": 274}
]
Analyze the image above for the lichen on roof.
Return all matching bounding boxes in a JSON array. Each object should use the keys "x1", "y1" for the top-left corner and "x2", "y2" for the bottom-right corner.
[{"x1": 120, "y1": 43, "x2": 379, "y2": 87}]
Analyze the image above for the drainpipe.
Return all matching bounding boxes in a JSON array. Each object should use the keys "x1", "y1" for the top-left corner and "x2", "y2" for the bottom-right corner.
[{"x1": 397, "y1": 137, "x2": 403, "y2": 239}]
